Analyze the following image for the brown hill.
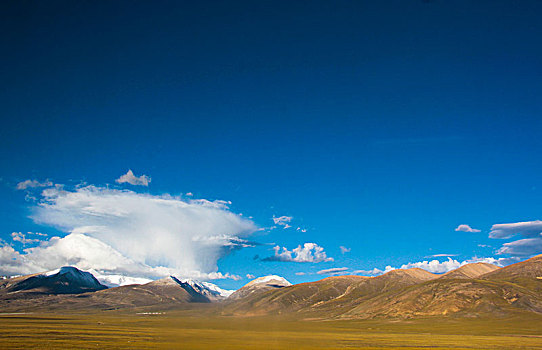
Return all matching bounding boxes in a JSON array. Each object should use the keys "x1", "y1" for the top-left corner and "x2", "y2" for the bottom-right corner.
[
  {"x1": 341, "y1": 258, "x2": 542, "y2": 319},
  {"x1": 439, "y1": 263, "x2": 500, "y2": 280},
  {"x1": 0, "y1": 276, "x2": 211, "y2": 312},
  {"x1": 228, "y1": 275, "x2": 291, "y2": 301},
  {"x1": 222, "y1": 269, "x2": 437, "y2": 317}
]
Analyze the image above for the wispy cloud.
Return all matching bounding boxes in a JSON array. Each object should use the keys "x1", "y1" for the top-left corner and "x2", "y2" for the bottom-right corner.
[
  {"x1": 16, "y1": 179, "x2": 53, "y2": 190},
  {"x1": 340, "y1": 246, "x2": 351, "y2": 254},
  {"x1": 489, "y1": 220, "x2": 542, "y2": 239},
  {"x1": 489, "y1": 220, "x2": 542, "y2": 257},
  {"x1": 428, "y1": 253, "x2": 458, "y2": 257},
  {"x1": 317, "y1": 267, "x2": 348, "y2": 275},
  {"x1": 115, "y1": 170, "x2": 151, "y2": 186},
  {"x1": 455, "y1": 224, "x2": 481, "y2": 233},
  {"x1": 272, "y1": 215, "x2": 293, "y2": 229},
  {"x1": 11, "y1": 232, "x2": 40, "y2": 245},
  {"x1": 263, "y1": 243, "x2": 333, "y2": 263}
]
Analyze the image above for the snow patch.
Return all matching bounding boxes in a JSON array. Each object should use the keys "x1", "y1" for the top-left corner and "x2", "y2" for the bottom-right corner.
[{"x1": 245, "y1": 275, "x2": 291, "y2": 287}]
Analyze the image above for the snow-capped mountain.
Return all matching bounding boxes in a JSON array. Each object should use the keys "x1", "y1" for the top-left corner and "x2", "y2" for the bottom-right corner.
[
  {"x1": 228, "y1": 275, "x2": 291, "y2": 300},
  {"x1": 172, "y1": 277, "x2": 234, "y2": 301},
  {"x1": 0, "y1": 266, "x2": 107, "y2": 294}
]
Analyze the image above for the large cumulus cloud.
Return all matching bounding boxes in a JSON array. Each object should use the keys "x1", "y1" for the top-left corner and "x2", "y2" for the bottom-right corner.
[{"x1": 1, "y1": 184, "x2": 257, "y2": 283}]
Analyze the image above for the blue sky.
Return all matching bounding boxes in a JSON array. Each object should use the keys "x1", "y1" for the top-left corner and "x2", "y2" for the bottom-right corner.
[{"x1": 1, "y1": 1, "x2": 541, "y2": 289}]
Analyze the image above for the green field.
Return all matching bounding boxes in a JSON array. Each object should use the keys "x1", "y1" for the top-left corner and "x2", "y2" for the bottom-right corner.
[{"x1": 1, "y1": 311, "x2": 541, "y2": 349}]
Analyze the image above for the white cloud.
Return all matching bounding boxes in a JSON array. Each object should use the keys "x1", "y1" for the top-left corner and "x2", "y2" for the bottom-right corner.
[
  {"x1": 16, "y1": 179, "x2": 53, "y2": 190},
  {"x1": 455, "y1": 224, "x2": 481, "y2": 233},
  {"x1": 263, "y1": 243, "x2": 333, "y2": 263},
  {"x1": 340, "y1": 246, "x2": 351, "y2": 254},
  {"x1": 1, "y1": 185, "x2": 257, "y2": 281},
  {"x1": 28, "y1": 232, "x2": 47, "y2": 237},
  {"x1": 272, "y1": 215, "x2": 292, "y2": 228},
  {"x1": 296, "y1": 227, "x2": 307, "y2": 233},
  {"x1": 400, "y1": 258, "x2": 462, "y2": 273},
  {"x1": 354, "y1": 256, "x2": 514, "y2": 277},
  {"x1": 497, "y1": 237, "x2": 542, "y2": 256},
  {"x1": 489, "y1": 220, "x2": 542, "y2": 258},
  {"x1": 115, "y1": 170, "x2": 151, "y2": 186},
  {"x1": 317, "y1": 267, "x2": 348, "y2": 275},
  {"x1": 11, "y1": 232, "x2": 40, "y2": 245},
  {"x1": 429, "y1": 253, "x2": 458, "y2": 257},
  {"x1": 489, "y1": 220, "x2": 542, "y2": 239},
  {"x1": 354, "y1": 266, "x2": 395, "y2": 276},
  {"x1": 295, "y1": 272, "x2": 306, "y2": 276},
  {"x1": 246, "y1": 274, "x2": 255, "y2": 279}
]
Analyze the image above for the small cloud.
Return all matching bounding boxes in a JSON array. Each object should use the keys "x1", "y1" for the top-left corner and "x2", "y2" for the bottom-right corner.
[
  {"x1": 317, "y1": 267, "x2": 348, "y2": 275},
  {"x1": 354, "y1": 266, "x2": 395, "y2": 276},
  {"x1": 262, "y1": 243, "x2": 333, "y2": 263},
  {"x1": 115, "y1": 170, "x2": 151, "y2": 186},
  {"x1": 272, "y1": 216, "x2": 293, "y2": 228},
  {"x1": 295, "y1": 272, "x2": 306, "y2": 276},
  {"x1": 455, "y1": 224, "x2": 481, "y2": 233},
  {"x1": 296, "y1": 227, "x2": 307, "y2": 233},
  {"x1": 428, "y1": 253, "x2": 458, "y2": 257},
  {"x1": 477, "y1": 244, "x2": 490, "y2": 248},
  {"x1": 16, "y1": 179, "x2": 53, "y2": 190},
  {"x1": 340, "y1": 246, "x2": 351, "y2": 254},
  {"x1": 11, "y1": 232, "x2": 40, "y2": 246},
  {"x1": 246, "y1": 274, "x2": 255, "y2": 279}
]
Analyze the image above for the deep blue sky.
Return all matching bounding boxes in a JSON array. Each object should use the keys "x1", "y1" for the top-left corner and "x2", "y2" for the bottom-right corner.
[{"x1": 1, "y1": 1, "x2": 541, "y2": 289}]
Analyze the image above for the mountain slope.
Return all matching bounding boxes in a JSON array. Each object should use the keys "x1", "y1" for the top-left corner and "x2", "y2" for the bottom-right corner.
[
  {"x1": 439, "y1": 263, "x2": 500, "y2": 280},
  {"x1": 223, "y1": 269, "x2": 437, "y2": 317},
  {"x1": 481, "y1": 254, "x2": 542, "y2": 293},
  {"x1": 228, "y1": 275, "x2": 291, "y2": 301},
  {"x1": 341, "y1": 258, "x2": 542, "y2": 319},
  {"x1": 0, "y1": 267, "x2": 106, "y2": 295}
]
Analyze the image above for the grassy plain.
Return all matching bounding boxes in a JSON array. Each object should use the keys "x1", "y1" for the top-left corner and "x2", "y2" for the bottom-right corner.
[{"x1": 0, "y1": 310, "x2": 541, "y2": 349}]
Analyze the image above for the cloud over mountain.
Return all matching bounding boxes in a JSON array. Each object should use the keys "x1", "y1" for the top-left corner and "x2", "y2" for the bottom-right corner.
[{"x1": 1, "y1": 184, "x2": 257, "y2": 281}]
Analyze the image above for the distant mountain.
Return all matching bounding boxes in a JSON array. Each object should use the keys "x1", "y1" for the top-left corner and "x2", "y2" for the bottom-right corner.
[
  {"x1": 2, "y1": 258, "x2": 542, "y2": 319},
  {"x1": 179, "y1": 278, "x2": 234, "y2": 301},
  {"x1": 439, "y1": 262, "x2": 500, "y2": 279},
  {"x1": 228, "y1": 275, "x2": 291, "y2": 301},
  {"x1": 0, "y1": 266, "x2": 106, "y2": 295}
]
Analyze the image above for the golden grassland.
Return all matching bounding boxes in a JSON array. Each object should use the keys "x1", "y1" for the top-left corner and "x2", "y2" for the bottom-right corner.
[{"x1": 0, "y1": 310, "x2": 541, "y2": 349}]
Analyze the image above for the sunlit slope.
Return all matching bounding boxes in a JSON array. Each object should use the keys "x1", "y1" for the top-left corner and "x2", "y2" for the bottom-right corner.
[
  {"x1": 482, "y1": 254, "x2": 542, "y2": 293},
  {"x1": 342, "y1": 260, "x2": 542, "y2": 319},
  {"x1": 223, "y1": 269, "x2": 437, "y2": 316},
  {"x1": 439, "y1": 262, "x2": 500, "y2": 280}
]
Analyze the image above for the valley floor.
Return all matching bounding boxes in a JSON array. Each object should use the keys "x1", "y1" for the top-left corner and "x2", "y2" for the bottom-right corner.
[{"x1": 0, "y1": 311, "x2": 542, "y2": 349}]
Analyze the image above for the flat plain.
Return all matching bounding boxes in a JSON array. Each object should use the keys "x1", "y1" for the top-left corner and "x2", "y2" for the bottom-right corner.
[{"x1": 1, "y1": 311, "x2": 541, "y2": 349}]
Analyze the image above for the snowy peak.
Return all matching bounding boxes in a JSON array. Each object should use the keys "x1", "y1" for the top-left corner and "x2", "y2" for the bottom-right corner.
[
  {"x1": 1, "y1": 266, "x2": 107, "y2": 294},
  {"x1": 172, "y1": 277, "x2": 234, "y2": 301},
  {"x1": 244, "y1": 275, "x2": 291, "y2": 288},
  {"x1": 228, "y1": 275, "x2": 291, "y2": 301}
]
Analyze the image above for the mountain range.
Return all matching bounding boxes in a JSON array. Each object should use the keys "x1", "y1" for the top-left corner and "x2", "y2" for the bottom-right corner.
[{"x1": 1, "y1": 255, "x2": 541, "y2": 319}]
